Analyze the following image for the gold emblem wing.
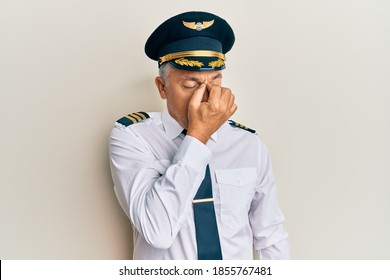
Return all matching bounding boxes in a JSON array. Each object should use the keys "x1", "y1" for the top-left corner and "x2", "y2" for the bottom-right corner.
[
  {"x1": 182, "y1": 21, "x2": 197, "y2": 30},
  {"x1": 202, "y1": 20, "x2": 214, "y2": 29}
]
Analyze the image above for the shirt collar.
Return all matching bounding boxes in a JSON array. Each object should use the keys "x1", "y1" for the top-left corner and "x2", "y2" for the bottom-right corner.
[{"x1": 161, "y1": 110, "x2": 218, "y2": 142}]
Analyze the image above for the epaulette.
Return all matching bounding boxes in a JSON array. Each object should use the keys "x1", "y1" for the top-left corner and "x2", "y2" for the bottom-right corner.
[
  {"x1": 228, "y1": 120, "x2": 256, "y2": 133},
  {"x1": 116, "y1": 112, "x2": 150, "y2": 127}
]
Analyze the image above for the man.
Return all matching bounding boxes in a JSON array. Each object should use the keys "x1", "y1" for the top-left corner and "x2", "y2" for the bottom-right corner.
[{"x1": 109, "y1": 11, "x2": 290, "y2": 260}]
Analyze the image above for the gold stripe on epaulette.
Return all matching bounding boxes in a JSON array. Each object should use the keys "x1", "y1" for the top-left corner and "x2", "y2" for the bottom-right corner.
[
  {"x1": 125, "y1": 115, "x2": 137, "y2": 123},
  {"x1": 228, "y1": 119, "x2": 256, "y2": 133},
  {"x1": 129, "y1": 113, "x2": 142, "y2": 122},
  {"x1": 134, "y1": 112, "x2": 148, "y2": 120}
]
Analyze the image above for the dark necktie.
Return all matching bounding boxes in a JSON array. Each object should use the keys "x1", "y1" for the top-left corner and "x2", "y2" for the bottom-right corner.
[
  {"x1": 181, "y1": 130, "x2": 222, "y2": 259},
  {"x1": 193, "y1": 165, "x2": 223, "y2": 259}
]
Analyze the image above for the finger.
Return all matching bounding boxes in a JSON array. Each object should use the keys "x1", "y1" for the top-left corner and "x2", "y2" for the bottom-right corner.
[
  {"x1": 206, "y1": 83, "x2": 214, "y2": 96},
  {"x1": 220, "y1": 87, "x2": 233, "y2": 101},
  {"x1": 219, "y1": 88, "x2": 234, "y2": 110},
  {"x1": 227, "y1": 92, "x2": 235, "y2": 109},
  {"x1": 230, "y1": 103, "x2": 238, "y2": 115},
  {"x1": 189, "y1": 83, "x2": 206, "y2": 107},
  {"x1": 207, "y1": 86, "x2": 222, "y2": 104},
  {"x1": 222, "y1": 89, "x2": 236, "y2": 115}
]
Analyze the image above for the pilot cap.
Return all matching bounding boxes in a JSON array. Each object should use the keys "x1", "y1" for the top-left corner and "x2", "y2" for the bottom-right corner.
[{"x1": 145, "y1": 11, "x2": 235, "y2": 71}]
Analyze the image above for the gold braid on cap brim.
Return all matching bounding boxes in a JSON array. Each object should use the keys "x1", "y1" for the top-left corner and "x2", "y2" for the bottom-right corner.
[
  {"x1": 208, "y1": 59, "x2": 225, "y2": 68},
  {"x1": 174, "y1": 58, "x2": 204, "y2": 67},
  {"x1": 159, "y1": 50, "x2": 225, "y2": 65}
]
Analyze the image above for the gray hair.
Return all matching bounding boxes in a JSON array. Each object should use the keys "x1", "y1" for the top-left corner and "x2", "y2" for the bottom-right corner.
[{"x1": 158, "y1": 63, "x2": 174, "y2": 86}]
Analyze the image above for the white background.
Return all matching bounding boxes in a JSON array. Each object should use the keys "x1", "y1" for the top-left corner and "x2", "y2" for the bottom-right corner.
[{"x1": 1, "y1": 0, "x2": 389, "y2": 259}]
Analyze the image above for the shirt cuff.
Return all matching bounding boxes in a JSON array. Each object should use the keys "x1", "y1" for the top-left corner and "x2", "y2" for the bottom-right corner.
[
  {"x1": 258, "y1": 238, "x2": 291, "y2": 260},
  {"x1": 173, "y1": 136, "x2": 212, "y2": 172}
]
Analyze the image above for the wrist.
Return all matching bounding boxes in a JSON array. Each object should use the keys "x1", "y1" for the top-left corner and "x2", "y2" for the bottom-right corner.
[{"x1": 186, "y1": 129, "x2": 211, "y2": 144}]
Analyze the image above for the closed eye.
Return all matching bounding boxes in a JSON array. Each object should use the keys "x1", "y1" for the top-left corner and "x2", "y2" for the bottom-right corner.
[
  {"x1": 212, "y1": 73, "x2": 222, "y2": 81},
  {"x1": 183, "y1": 81, "x2": 198, "y2": 89},
  {"x1": 181, "y1": 73, "x2": 222, "y2": 89}
]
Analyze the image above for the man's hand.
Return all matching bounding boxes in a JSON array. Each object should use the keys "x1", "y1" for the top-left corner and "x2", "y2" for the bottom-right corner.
[{"x1": 187, "y1": 84, "x2": 237, "y2": 144}]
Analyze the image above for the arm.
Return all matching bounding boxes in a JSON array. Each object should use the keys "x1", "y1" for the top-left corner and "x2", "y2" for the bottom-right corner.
[
  {"x1": 250, "y1": 138, "x2": 290, "y2": 259},
  {"x1": 109, "y1": 126, "x2": 211, "y2": 249}
]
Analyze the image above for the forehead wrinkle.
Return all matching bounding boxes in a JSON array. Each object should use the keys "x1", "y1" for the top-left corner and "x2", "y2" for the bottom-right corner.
[{"x1": 181, "y1": 72, "x2": 222, "y2": 83}]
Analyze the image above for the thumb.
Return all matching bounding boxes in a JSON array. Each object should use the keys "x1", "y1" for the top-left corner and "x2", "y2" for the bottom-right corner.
[{"x1": 189, "y1": 84, "x2": 206, "y2": 108}]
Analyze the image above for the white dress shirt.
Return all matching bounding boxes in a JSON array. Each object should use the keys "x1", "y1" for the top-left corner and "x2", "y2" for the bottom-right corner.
[{"x1": 109, "y1": 110, "x2": 290, "y2": 260}]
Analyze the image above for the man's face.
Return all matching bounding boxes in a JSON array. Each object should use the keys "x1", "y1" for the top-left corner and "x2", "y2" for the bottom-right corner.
[{"x1": 155, "y1": 67, "x2": 223, "y2": 129}]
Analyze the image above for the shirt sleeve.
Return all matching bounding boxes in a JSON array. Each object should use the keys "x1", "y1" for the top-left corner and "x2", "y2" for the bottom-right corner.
[
  {"x1": 250, "y1": 137, "x2": 290, "y2": 259},
  {"x1": 109, "y1": 124, "x2": 211, "y2": 249}
]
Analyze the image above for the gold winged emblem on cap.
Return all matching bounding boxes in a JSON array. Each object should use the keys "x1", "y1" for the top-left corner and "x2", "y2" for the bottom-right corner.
[{"x1": 182, "y1": 20, "x2": 214, "y2": 31}]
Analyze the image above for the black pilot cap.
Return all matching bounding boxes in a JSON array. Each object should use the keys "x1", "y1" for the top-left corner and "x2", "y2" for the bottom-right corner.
[{"x1": 145, "y1": 11, "x2": 235, "y2": 71}]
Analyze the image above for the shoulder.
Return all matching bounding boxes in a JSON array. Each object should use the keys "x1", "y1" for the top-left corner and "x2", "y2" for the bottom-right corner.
[
  {"x1": 224, "y1": 120, "x2": 272, "y2": 166},
  {"x1": 110, "y1": 112, "x2": 161, "y2": 149},
  {"x1": 114, "y1": 112, "x2": 161, "y2": 129},
  {"x1": 219, "y1": 119, "x2": 258, "y2": 147}
]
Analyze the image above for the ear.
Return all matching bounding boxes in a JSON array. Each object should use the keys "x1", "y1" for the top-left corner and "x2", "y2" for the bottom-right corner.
[{"x1": 155, "y1": 77, "x2": 167, "y2": 99}]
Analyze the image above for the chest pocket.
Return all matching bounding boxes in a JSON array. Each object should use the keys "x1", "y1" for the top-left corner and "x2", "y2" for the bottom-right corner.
[{"x1": 215, "y1": 168, "x2": 257, "y2": 230}]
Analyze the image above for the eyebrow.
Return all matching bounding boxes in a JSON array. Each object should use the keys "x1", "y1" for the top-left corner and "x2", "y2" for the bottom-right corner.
[{"x1": 183, "y1": 73, "x2": 222, "y2": 82}]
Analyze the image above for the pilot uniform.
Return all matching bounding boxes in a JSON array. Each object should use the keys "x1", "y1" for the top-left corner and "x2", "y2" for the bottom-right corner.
[{"x1": 109, "y1": 11, "x2": 290, "y2": 260}]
